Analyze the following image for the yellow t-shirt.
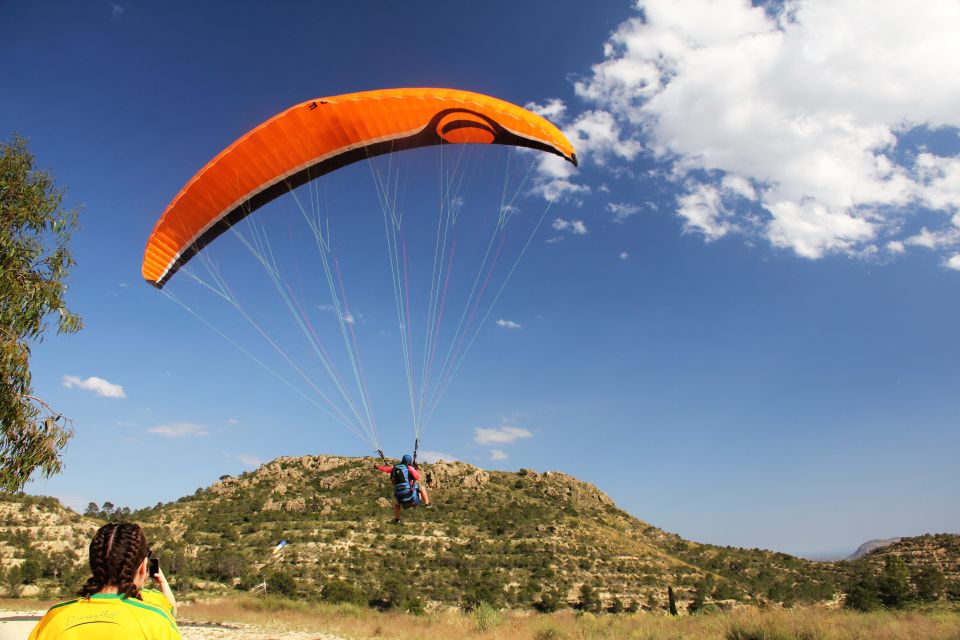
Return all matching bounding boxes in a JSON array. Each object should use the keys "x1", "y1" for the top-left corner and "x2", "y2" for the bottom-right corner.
[
  {"x1": 28, "y1": 592, "x2": 180, "y2": 640},
  {"x1": 141, "y1": 588, "x2": 175, "y2": 615}
]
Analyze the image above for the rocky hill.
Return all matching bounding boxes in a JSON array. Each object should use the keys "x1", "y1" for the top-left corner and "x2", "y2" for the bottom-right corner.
[
  {"x1": 861, "y1": 534, "x2": 960, "y2": 584},
  {"x1": 3, "y1": 456, "x2": 957, "y2": 612},
  {"x1": 0, "y1": 494, "x2": 98, "y2": 597},
  {"x1": 127, "y1": 455, "x2": 845, "y2": 611}
]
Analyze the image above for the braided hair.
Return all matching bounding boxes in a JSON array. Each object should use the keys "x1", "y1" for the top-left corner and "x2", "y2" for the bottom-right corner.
[{"x1": 78, "y1": 522, "x2": 149, "y2": 600}]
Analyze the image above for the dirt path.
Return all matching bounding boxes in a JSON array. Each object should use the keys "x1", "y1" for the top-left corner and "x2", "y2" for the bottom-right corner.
[
  {"x1": 0, "y1": 612, "x2": 38, "y2": 640},
  {"x1": 0, "y1": 611, "x2": 349, "y2": 640}
]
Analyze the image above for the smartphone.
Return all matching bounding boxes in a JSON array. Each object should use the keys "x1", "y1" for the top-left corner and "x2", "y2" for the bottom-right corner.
[{"x1": 149, "y1": 557, "x2": 160, "y2": 577}]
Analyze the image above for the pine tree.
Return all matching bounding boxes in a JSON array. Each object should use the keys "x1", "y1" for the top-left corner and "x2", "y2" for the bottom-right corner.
[
  {"x1": 878, "y1": 555, "x2": 911, "y2": 609},
  {"x1": 844, "y1": 564, "x2": 881, "y2": 611}
]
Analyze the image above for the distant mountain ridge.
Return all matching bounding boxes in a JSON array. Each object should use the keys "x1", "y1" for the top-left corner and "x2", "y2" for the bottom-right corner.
[{"x1": 846, "y1": 538, "x2": 902, "y2": 560}]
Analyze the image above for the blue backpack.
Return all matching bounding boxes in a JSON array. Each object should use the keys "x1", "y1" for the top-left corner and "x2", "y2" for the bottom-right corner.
[{"x1": 391, "y1": 464, "x2": 416, "y2": 504}]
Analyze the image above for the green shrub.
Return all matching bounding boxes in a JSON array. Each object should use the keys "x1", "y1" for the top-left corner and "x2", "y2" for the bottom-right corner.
[
  {"x1": 266, "y1": 570, "x2": 297, "y2": 597},
  {"x1": 579, "y1": 582, "x2": 602, "y2": 613},
  {"x1": 474, "y1": 601, "x2": 501, "y2": 631},
  {"x1": 322, "y1": 580, "x2": 366, "y2": 606},
  {"x1": 912, "y1": 565, "x2": 946, "y2": 601},
  {"x1": 607, "y1": 596, "x2": 625, "y2": 613}
]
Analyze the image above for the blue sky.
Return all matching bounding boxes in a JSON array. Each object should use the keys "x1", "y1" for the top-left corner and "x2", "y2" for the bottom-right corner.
[{"x1": 4, "y1": 0, "x2": 959, "y2": 559}]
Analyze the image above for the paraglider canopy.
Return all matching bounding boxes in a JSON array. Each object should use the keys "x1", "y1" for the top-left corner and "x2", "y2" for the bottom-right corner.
[
  {"x1": 141, "y1": 87, "x2": 577, "y2": 458},
  {"x1": 142, "y1": 88, "x2": 578, "y2": 288}
]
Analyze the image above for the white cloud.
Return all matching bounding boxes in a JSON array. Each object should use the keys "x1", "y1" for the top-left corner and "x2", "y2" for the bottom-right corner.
[
  {"x1": 946, "y1": 254, "x2": 960, "y2": 271},
  {"x1": 147, "y1": 422, "x2": 209, "y2": 438},
  {"x1": 531, "y1": 106, "x2": 642, "y2": 201},
  {"x1": 619, "y1": 251, "x2": 630, "y2": 260},
  {"x1": 227, "y1": 418, "x2": 240, "y2": 425},
  {"x1": 419, "y1": 450, "x2": 459, "y2": 463},
  {"x1": 903, "y1": 226, "x2": 960, "y2": 250},
  {"x1": 721, "y1": 174, "x2": 758, "y2": 201},
  {"x1": 886, "y1": 240, "x2": 906, "y2": 255},
  {"x1": 570, "y1": 0, "x2": 960, "y2": 265},
  {"x1": 474, "y1": 425, "x2": 533, "y2": 445},
  {"x1": 607, "y1": 202, "x2": 643, "y2": 223},
  {"x1": 765, "y1": 199, "x2": 875, "y2": 259},
  {"x1": 496, "y1": 319, "x2": 522, "y2": 330},
  {"x1": 532, "y1": 155, "x2": 590, "y2": 202},
  {"x1": 914, "y1": 153, "x2": 960, "y2": 213},
  {"x1": 566, "y1": 110, "x2": 643, "y2": 166},
  {"x1": 677, "y1": 184, "x2": 734, "y2": 241},
  {"x1": 525, "y1": 98, "x2": 568, "y2": 123},
  {"x1": 552, "y1": 218, "x2": 588, "y2": 235},
  {"x1": 490, "y1": 449, "x2": 508, "y2": 461},
  {"x1": 62, "y1": 375, "x2": 125, "y2": 399}
]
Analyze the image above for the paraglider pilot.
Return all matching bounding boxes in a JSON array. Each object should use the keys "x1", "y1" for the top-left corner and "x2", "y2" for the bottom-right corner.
[{"x1": 375, "y1": 454, "x2": 433, "y2": 523}]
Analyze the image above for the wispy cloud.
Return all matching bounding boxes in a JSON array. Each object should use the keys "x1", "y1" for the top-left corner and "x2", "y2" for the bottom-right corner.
[
  {"x1": 111, "y1": 4, "x2": 126, "y2": 19},
  {"x1": 317, "y1": 303, "x2": 362, "y2": 325},
  {"x1": 63, "y1": 375, "x2": 125, "y2": 398},
  {"x1": 147, "y1": 422, "x2": 209, "y2": 438},
  {"x1": 607, "y1": 202, "x2": 642, "y2": 223},
  {"x1": 496, "y1": 319, "x2": 522, "y2": 330},
  {"x1": 490, "y1": 449, "x2": 508, "y2": 461},
  {"x1": 474, "y1": 425, "x2": 533, "y2": 446},
  {"x1": 229, "y1": 453, "x2": 262, "y2": 468},
  {"x1": 619, "y1": 251, "x2": 629, "y2": 260},
  {"x1": 552, "y1": 218, "x2": 588, "y2": 235}
]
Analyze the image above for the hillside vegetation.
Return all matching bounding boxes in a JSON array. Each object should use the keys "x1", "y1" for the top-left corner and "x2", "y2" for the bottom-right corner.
[{"x1": 1, "y1": 455, "x2": 957, "y2": 615}]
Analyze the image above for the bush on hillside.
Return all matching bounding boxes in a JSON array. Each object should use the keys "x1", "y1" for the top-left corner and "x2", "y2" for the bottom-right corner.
[
  {"x1": 267, "y1": 570, "x2": 297, "y2": 597},
  {"x1": 322, "y1": 580, "x2": 366, "y2": 606}
]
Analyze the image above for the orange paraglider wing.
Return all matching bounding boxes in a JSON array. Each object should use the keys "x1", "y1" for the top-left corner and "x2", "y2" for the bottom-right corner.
[{"x1": 142, "y1": 88, "x2": 578, "y2": 288}]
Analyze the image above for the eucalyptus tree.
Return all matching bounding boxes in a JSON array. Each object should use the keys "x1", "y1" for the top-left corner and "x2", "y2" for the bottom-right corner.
[{"x1": 1, "y1": 134, "x2": 82, "y2": 492}]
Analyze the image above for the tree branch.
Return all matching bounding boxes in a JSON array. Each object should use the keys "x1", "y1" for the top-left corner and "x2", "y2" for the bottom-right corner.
[{"x1": 20, "y1": 394, "x2": 72, "y2": 422}]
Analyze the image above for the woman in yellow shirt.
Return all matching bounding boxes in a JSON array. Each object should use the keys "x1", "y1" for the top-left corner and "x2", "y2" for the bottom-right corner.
[{"x1": 29, "y1": 522, "x2": 180, "y2": 639}]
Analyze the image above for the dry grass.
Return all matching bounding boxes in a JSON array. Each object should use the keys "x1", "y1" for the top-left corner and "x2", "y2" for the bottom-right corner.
[
  {"x1": 175, "y1": 597, "x2": 960, "y2": 640},
  {"x1": 0, "y1": 598, "x2": 57, "y2": 614}
]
